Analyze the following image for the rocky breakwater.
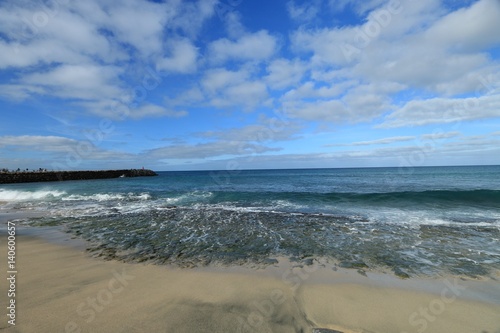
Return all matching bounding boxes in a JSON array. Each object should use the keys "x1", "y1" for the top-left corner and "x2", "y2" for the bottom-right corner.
[{"x1": 0, "y1": 169, "x2": 158, "y2": 184}]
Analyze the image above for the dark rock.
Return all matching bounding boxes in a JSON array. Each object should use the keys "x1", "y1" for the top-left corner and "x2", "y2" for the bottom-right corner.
[
  {"x1": 263, "y1": 258, "x2": 279, "y2": 265},
  {"x1": 393, "y1": 267, "x2": 411, "y2": 279},
  {"x1": 312, "y1": 329, "x2": 344, "y2": 333},
  {"x1": 303, "y1": 258, "x2": 315, "y2": 266},
  {"x1": 339, "y1": 261, "x2": 368, "y2": 269},
  {"x1": 357, "y1": 269, "x2": 367, "y2": 277},
  {"x1": 0, "y1": 169, "x2": 157, "y2": 184}
]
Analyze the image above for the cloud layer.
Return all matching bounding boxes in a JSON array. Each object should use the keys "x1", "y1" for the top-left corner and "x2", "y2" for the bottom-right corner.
[{"x1": 0, "y1": 0, "x2": 499, "y2": 170}]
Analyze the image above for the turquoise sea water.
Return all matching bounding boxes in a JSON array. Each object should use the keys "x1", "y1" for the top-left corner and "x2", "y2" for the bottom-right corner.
[{"x1": 1, "y1": 166, "x2": 499, "y2": 277}]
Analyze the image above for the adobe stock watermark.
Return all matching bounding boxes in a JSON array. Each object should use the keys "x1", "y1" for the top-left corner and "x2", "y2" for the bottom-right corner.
[
  {"x1": 9, "y1": 0, "x2": 69, "y2": 53},
  {"x1": 215, "y1": 0, "x2": 243, "y2": 21},
  {"x1": 51, "y1": 66, "x2": 162, "y2": 174},
  {"x1": 209, "y1": 107, "x2": 293, "y2": 187},
  {"x1": 236, "y1": 289, "x2": 287, "y2": 333},
  {"x1": 236, "y1": 259, "x2": 325, "y2": 332},
  {"x1": 64, "y1": 268, "x2": 135, "y2": 333},
  {"x1": 341, "y1": 0, "x2": 403, "y2": 62},
  {"x1": 402, "y1": 278, "x2": 467, "y2": 333}
]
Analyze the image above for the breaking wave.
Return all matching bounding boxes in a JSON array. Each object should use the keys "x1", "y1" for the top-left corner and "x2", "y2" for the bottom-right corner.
[{"x1": 0, "y1": 189, "x2": 66, "y2": 201}]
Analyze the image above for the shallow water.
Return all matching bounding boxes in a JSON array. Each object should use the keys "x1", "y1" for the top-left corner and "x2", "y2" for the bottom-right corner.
[{"x1": 1, "y1": 166, "x2": 499, "y2": 278}]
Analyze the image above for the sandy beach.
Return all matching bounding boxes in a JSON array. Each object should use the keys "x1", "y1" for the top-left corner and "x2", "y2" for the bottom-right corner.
[{"x1": 0, "y1": 214, "x2": 499, "y2": 333}]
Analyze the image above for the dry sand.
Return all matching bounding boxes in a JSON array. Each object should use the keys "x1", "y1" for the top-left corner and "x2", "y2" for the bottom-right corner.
[{"x1": 0, "y1": 224, "x2": 499, "y2": 333}]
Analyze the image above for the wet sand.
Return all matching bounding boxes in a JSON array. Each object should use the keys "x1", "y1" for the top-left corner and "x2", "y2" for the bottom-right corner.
[{"x1": 0, "y1": 215, "x2": 499, "y2": 333}]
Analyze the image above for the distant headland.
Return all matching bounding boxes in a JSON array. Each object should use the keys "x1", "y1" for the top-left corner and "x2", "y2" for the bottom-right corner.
[{"x1": 0, "y1": 169, "x2": 158, "y2": 184}]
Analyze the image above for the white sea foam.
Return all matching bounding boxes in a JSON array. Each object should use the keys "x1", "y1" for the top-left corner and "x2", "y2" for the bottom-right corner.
[
  {"x1": 114, "y1": 201, "x2": 156, "y2": 214},
  {"x1": 63, "y1": 192, "x2": 152, "y2": 202},
  {"x1": 164, "y1": 191, "x2": 213, "y2": 205},
  {"x1": 0, "y1": 189, "x2": 66, "y2": 201},
  {"x1": 268, "y1": 199, "x2": 307, "y2": 212},
  {"x1": 362, "y1": 207, "x2": 500, "y2": 228}
]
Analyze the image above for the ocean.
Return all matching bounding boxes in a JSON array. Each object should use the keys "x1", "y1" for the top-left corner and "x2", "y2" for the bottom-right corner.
[{"x1": 1, "y1": 165, "x2": 499, "y2": 278}]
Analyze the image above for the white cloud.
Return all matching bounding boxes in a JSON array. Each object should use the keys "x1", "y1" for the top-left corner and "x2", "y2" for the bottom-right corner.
[
  {"x1": 199, "y1": 116, "x2": 303, "y2": 142},
  {"x1": 287, "y1": 0, "x2": 321, "y2": 22},
  {"x1": 291, "y1": 27, "x2": 355, "y2": 67},
  {"x1": 164, "y1": 86, "x2": 205, "y2": 108},
  {"x1": 0, "y1": 2, "x2": 125, "y2": 68},
  {"x1": 0, "y1": 134, "x2": 139, "y2": 169},
  {"x1": 0, "y1": 39, "x2": 90, "y2": 69},
  {"x1": 282, "y1": 82, "x2": 392, "y2": 124},
  {"x1": 265, "y1": 59, "x2": 308, "y2": 90},
  {"x1": 283, "y1": 99, "x2": 348, "y2": 122},
  {"x1": 0, "y1": 84, "x2": 45, "y2": 101},
  {"x1": 201, "y1": 68, "x2": 250, "y2": 93},
  {"x1": 351, "y1": 40, "x2": 494, "y2": 96},
  {"x1": 282, "y1": 81, "x2": 354, "y2": 101},
  {"x1": 170, "y1": 0, "x2": 217, "y2": 38},
  {"x1": 292, "y1": 0, "x2": 441, "y2": 67},
  {"x1": 350, "y1": 0, "x2": 500, "y2": 96},
  {"x1": 421, "y1": 131, "x2": 461, "y2": 140},
  {"x1": 441, "y1": 135, "x2": 500, "y2": 155},
  {"x1": 146, "y1": 141, "x2": 281, "y2": 159},
  {"x1": 208, "y1": 30, "x2": 278, "y2": 63},
  {"x1": 0, "y1": 0, "x2": 214, "y2": 69},
  {"x1": 207, "y1": 133, "x2": 500, "y2": 169},
  {"x1": 221, "y1": 11, "x2": 246, "y2": 39},
  {"x1": 380, "y1": 94, "x2": 500, "y2": 128},
  {"x1": 20, "y1": 64, "x2": 123, "y2": 101},
  {"x1": 286, "y1": 0, "x2": 500, "y2": 127},
  {"x1": 424, "y1": 0, "x2": 500, "y2": 53},
  {"x1": 321, "y1": 132, "x2": 500, "y2": 167},
  {"x1": 0, "y1": 0, "x2": 216, "y2": 120},
  {"x1": 198, "y1": 67, "x2": 270, "y2": 110},
  {"x1": 210, "y1": 81, "x2": 269, "y2": 111},
  {"x1": 0, "y1": 135, "x2": 78, "y2": 152},
  {"x1": 80, "y1": 100, "x2": 187, "y2": 120},
  {"x1": 98, "y1": 0, "x2": 174, "y2": 56},
  {"x1": 157, "y1": 39, "x2": 199, "y2": 74},
  {"x1": 41, "y1": 9, "x2": 123, "y2": 63},
  {"x1": 342, "y1": 87, "x2": 392, "y2": 119},
  {"x1": 129, "y1": 104, "x2": 188, "y2": 120},
  {"x1": 328, "y1": 136, "x2": 416, "y2": 147}
]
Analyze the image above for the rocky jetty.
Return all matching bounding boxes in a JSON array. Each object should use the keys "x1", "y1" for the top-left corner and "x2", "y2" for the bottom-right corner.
[{"x1": 0, "y1": 169, "x2": 157, "y2": 184}]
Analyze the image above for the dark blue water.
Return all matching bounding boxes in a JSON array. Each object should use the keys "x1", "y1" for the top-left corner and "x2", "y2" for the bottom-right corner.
[{"x1": 1, "y1": 166, "x2": 499, "y2": 278}]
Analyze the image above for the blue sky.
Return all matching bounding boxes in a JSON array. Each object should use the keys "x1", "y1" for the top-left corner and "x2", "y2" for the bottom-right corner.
[{"x1": 0, "y1": 0, "x2": 499, "y2": 171}]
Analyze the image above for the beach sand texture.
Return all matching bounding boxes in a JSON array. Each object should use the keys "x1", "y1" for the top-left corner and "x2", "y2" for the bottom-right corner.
[{"x1": 0, "y1": 229, "x2": 499, "y2": 333}]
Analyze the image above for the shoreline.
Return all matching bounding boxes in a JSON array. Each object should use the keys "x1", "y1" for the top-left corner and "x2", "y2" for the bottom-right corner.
[
  {"x1": 10, "y1": 226, "x2": 500, "y2": 306},
  {"x1": 1, "y1": 213, "x2": 499, "y2": 332}
]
